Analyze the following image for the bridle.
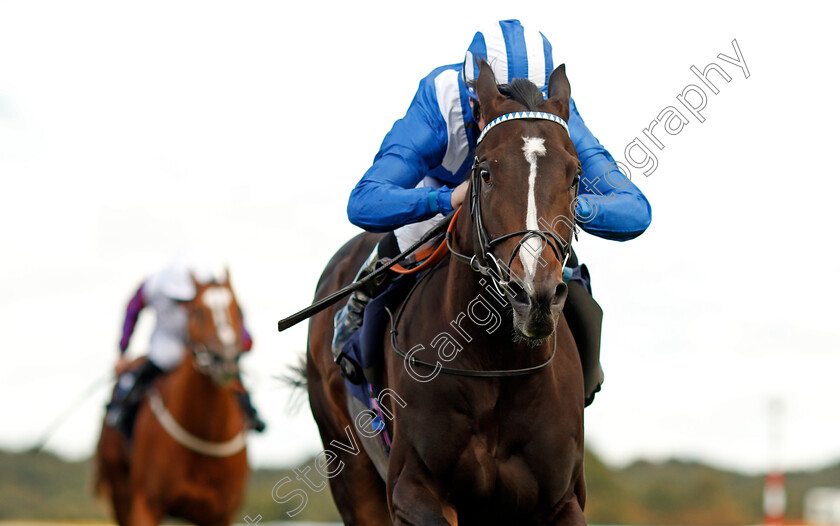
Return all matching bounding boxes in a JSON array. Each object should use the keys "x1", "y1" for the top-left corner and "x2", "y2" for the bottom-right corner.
[
  {"x1": 185, "y1": 290, "x2": 243, "y2": 385},
  {"x1": 386, "y1": 111, "x2": 582, "y2": 379},
  {"x1": 446, "y1": 111, "x2": 580, "y2": 297},
  {"x1": 191, "y1": 342, "x2": 241, "y2": 384}
]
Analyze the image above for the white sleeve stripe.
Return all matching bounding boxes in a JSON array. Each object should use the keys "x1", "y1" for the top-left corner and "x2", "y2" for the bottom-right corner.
[{"x1": 434, "y1": 69, "x2": 469, "y2": 174}]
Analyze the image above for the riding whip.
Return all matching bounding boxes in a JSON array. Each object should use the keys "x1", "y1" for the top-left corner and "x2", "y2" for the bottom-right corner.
[
  {"x1": 276, "y1": 210, "x2": 456, "y2": 333},
  {"x1": 28, "y1": 372, "x2": 113, "y2": 454}
]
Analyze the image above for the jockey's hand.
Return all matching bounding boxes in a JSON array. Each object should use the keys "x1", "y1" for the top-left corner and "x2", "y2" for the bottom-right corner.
[
  {"x1": 450, "y1": 180, "x2": 470, "y2": 209},
  {"x1": 114, "y1": 355, "x2": 131, "y2": 375}
]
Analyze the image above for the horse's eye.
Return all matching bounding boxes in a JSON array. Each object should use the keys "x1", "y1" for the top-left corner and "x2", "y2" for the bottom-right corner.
[
  {"x1": 570, "y1": 168, "x2": 581, "y2": 191},
  {"x1": 479, "y1": 168, "x2": 492, "y2": 185}
]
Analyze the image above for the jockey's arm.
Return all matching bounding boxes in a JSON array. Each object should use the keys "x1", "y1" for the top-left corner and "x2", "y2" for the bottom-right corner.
[
  {"x1": 568, "y1": 98, "x2": 652, "y2": 241},
  {"x1": 348, "y1": 78, "x2": 453, "y2": 233},
  {"x1": 119, "y1": 283, "x2": 147, "y2": 354}
]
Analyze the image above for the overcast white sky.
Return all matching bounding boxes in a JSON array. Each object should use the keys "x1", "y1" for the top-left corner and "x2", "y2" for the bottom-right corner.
[{"x1": 1, "y1": 1, "x2": 839, "y2": 475}]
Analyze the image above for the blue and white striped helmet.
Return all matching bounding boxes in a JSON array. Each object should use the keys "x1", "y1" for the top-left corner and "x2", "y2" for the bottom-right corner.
[{"x1": 462, "y1": 19, "x2": 554, "y2": 100}]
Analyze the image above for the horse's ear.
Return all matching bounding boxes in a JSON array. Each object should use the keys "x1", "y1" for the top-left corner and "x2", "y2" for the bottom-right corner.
[
  {"x1": 547, "y1": 64, "x2": 571, "y2": 106},
  {"x1": 186, "y1": 271, "x2": 201, "y2": 302},
  {"x1": 475, "y1": 59, "x2": 505, "y2": 119},
  {"x1": 223, "y1": 266, "x2": 230, "y2": 285}
]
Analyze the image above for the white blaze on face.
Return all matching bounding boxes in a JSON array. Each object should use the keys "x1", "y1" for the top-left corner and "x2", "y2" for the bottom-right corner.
[
  {"x1": 520, "y1": 136, "x2": 547, "y2": 284},
  {"x1": 202, "y1": 286, "x2": 237, "y2": 349}
]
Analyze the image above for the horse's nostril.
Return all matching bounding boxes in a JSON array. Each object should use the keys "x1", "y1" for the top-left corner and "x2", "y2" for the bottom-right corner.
[{"x1": 554, "y1": 282, "x2": 568, "y2": 303}]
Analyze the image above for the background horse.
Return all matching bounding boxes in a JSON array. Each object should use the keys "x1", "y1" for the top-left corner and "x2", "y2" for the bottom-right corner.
[
  {"x1": 307, "y1": 61, "x2": 587, "y2": 525},
  {"x1": 95, "y1": 274, "x2": 250, "y2": 526}
]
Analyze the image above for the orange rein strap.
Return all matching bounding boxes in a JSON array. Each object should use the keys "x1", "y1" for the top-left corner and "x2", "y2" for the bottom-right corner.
[{"x1": 390, "y1": 207, "x2": 462, "y2": 275}]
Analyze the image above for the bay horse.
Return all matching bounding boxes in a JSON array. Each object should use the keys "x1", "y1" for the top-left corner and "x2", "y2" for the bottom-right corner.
[
  {"x1": 96, "y1": 273, "x2": 250, "y2": 526},
  {"x1": 307, "y1": 61, "x2": 586, "y2": 525}
]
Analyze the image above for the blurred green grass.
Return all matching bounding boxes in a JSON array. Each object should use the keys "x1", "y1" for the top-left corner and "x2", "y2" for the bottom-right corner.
[{"x1": 1, "y1": 448, "x2": 838, "y2": 524}]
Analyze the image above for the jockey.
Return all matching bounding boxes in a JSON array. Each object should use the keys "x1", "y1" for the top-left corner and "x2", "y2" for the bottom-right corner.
[
  {"x1": 333, "y1": 19, "x2": 652, "y2": 405},
  {"x1": 110, "y1": 257, "x2": 266, "y2": 433}
]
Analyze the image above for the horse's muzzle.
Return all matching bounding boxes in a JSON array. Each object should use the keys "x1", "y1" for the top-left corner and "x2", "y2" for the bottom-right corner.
[
  {"x1": 195, "y1": 348, "x2": 241, "y2": 385},
  {"x1": 506, "y1": 277, "x2": 567, "y2": 341}
]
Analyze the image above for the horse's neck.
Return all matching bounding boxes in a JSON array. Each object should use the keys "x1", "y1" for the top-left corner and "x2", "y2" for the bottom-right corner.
[
  {"x1": 163, "y1": 354, "x2": 240, "y2": 441},
  {"x1": 440, "y1": 256, "x2": 484, "y2": 315},
  {"x1": 440, "y1": 212, "x2": 484, "y2": 318}
]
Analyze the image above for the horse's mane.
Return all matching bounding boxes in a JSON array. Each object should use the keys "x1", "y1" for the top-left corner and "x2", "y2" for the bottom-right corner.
[{"x1": 499, "y1": 79, "x2": 545, "y2": 110}]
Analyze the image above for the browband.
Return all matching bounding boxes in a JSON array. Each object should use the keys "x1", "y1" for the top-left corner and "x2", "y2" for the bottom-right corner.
[{"x1": 476, "y1": 111, "x2": 570, "y2": 145}]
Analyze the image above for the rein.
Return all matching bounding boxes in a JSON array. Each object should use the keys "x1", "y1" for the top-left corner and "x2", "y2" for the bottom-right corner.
[
  {"x1": 148, "y1": 389, "x2": 247, "y2": 457},
  {"x1": 384, "y1": 222, "x2": 557, "y2": 378},
  {"x1": 387, "y1": 301, "x2": 557, "y2": 378}
]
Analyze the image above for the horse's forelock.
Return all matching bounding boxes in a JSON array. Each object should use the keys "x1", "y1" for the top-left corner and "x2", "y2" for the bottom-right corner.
[{"x1": 499, "y1": 79, "x2": 545, "y2": 111}]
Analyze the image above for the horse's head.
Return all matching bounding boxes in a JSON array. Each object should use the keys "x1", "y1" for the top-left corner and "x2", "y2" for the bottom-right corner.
[
  {"x1": 183, "y1": 270, "x2": 246, "y2": 385},
  {"x1": 470, "y1": 60, "x2": 580, "y2": 342}
]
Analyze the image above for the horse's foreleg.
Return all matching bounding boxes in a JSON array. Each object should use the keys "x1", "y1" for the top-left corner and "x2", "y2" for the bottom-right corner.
[
  {"x1": 128, "y1": 494, "x2": 162, "y2": 526},
  {"x1": 95, "y1": 425, "x2": 133, "y2": 526},
  {"x1": 390, "y1": 475, "x2": 457, "y2": 526},
  {"x1": 110, "y1": 468, "x2": 133, "y2": 526}
]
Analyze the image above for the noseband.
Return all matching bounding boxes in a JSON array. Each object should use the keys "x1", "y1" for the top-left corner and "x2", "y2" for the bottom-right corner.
[{"x1": 446, "y1": 111, "x2": 580, "y2": 296}]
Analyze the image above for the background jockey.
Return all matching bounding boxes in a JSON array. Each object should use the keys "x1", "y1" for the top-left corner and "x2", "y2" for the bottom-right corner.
[
  {"x1": 110, "y1": 256, "x2": 265, "y2": 433},
  {"x1": 333, "y1": 19, "x2": 652, "y2": 405}
]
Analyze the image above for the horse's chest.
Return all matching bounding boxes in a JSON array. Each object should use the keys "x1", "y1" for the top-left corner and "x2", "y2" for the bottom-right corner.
[
  {"x1": 449, "y1": 426, "x2": 575, "y2": 504},
  {"x1": 409, "y1": 393, "x2": 577, "y2": 514},
  {"x1": 167, "y1": 462, "x2": 246, "y2": 519}
]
